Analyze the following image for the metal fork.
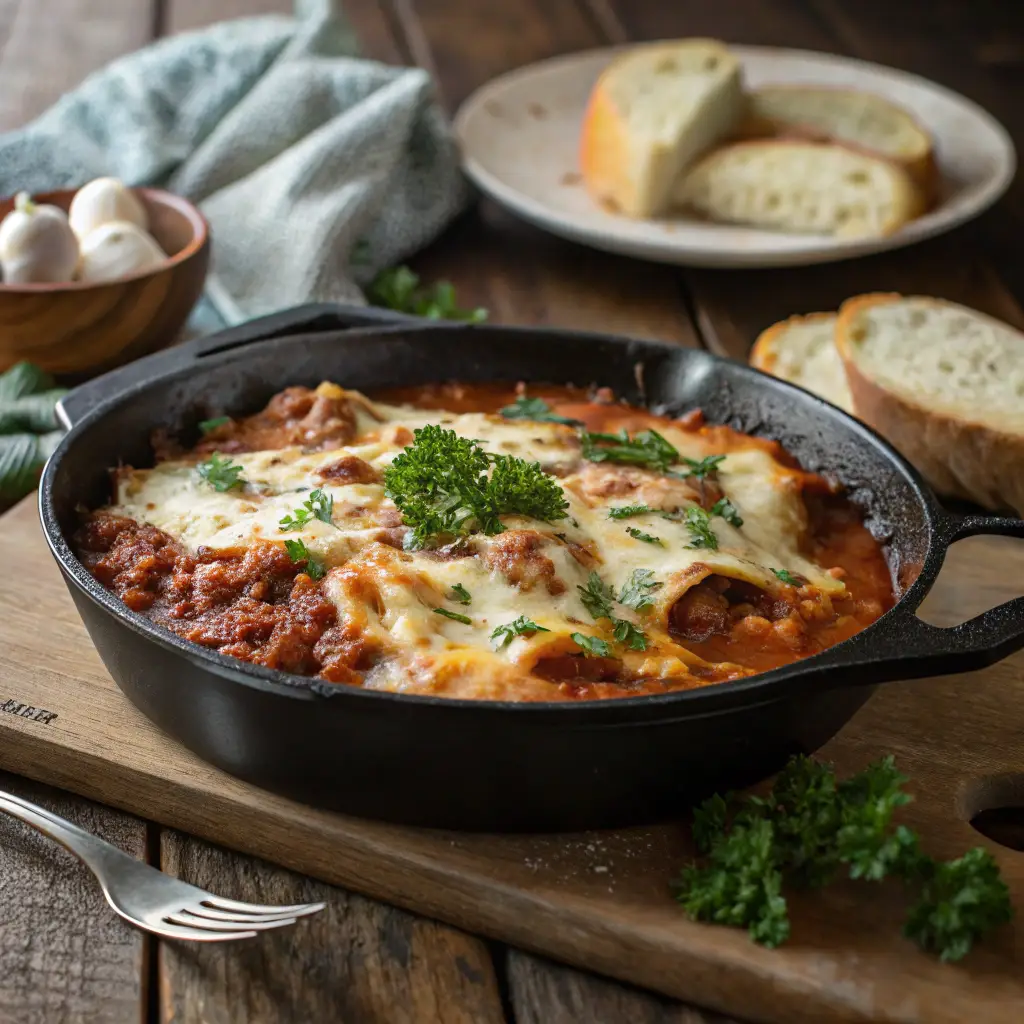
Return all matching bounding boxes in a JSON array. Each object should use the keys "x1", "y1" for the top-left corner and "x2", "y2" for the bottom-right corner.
[{"x1": 0, "y1": 788, "x2": 326, "y2": 941}]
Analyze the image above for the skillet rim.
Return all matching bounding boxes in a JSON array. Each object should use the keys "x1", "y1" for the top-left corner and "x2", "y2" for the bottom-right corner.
[{"x1": 38, "y1": 320, "x2": 945, "y2": 721}]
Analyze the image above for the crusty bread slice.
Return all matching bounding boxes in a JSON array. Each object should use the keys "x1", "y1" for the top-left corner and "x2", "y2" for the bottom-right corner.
[
  {"x1": 673, "y1": 140, "x2": 925, "y2": 237},
  {"x1": 579, "y1": 39, "x2": 746, "y2": 218},
  {"x1": 835, "y1": 293, "x2": 1024, "y2": 513},
  {"x1": 750, "y1": 312, "x2": 853, "y2": 411},
  {"x1": 739, "y1": 86, "x2": 936, "y2": 198}
]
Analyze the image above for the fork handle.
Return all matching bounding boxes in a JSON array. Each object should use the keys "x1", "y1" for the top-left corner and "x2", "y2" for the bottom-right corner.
[{"x1": 0, "y1": 788, "x2": 135, "y2": 876}]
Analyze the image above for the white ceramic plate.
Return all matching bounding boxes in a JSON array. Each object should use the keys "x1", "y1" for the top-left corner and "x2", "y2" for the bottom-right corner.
[{"x1": 454, "y1": 45, "x2": 1017, "y2": 268}]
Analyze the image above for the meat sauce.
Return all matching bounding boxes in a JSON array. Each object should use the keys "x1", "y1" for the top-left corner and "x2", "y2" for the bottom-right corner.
[{"x1": 76, "y1": 383, "x2": 896, "y2": 698}]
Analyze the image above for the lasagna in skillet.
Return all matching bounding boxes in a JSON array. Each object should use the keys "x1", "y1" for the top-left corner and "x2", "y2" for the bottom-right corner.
[{"x1": 75, "y1": 382, "x2": 894, "y2": 701}]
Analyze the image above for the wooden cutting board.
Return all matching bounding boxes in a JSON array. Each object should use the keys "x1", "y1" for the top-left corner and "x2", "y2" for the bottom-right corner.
[{"x1": 2, "y1": 495, "x2": 1023, "y2": 1024}]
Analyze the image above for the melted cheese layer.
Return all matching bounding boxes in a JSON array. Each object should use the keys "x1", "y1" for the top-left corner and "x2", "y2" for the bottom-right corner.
[{"x1": 108, "y1": 388, "x2": 852, "y2": 699}]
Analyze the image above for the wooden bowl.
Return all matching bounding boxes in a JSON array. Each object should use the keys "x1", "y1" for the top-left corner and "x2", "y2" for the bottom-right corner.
[{"x1": 0, "y1": 187, "x2": 209, "y2": 378}]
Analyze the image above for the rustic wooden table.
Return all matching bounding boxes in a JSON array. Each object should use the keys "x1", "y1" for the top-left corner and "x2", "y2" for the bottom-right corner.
[{"x1": 1, "y1": 2, "x2": 1022, "y2": 1022}]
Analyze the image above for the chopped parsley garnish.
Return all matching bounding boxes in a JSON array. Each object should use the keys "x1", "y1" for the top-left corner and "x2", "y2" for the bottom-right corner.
[
  {"x1": 577, "y1": 571, "x2": 648, "y2": 650},
  {"x1": 279, "y1": 488, "x2": 334, "y2": 531},
  {"x1": 434, "y1": 607, "x2": 472, "y2": 625},
  {"x1": 195, "y1": 453, "x2": 246, "y2": 492},
  {"x1": 577, "y1": 572, "x2": 615, "y2": 620},
  {"x1": 580, "y1": 428, "x2": 679, "y2": 471},
  {"x1": 571, "y1": 633, "x2": 611, "y2": 657},
  {"x1": 500, "y1": 395, "x2": 583, "y2": 427},
  {"x1": 710, "y1": 497, "x2": 743, "y2": 528},
  {"x1": 619, "y1": 569, "x2": 663, "y2": 611},
  {"x1": 198, "y1": 416, "x2": 230, "y2": 435},
  {"x1": 626, "y1": 526, "x2": 663, "y2": 545},
  {"x1": 383, "y1": 426, "x2": 569, "y2": 548},
  {"x1": 677, "y1": 454, "x2": 726, "y2": 480},
  {"x1": 771, "y1": 568, "x2": 802, "y2": 586},
  {"x1": 490, "y1": 616, "x2": 550, "y2": 648},
  {"x1": 612, "y1": 618, "x2": 648, "y2": 651},
  {"x1": 683, "y1": 506, "x2": 718, "y2": 550},
  {"x1": 676, "y1": 755, "x2": 1013, "y2": 961},
  {"x1": 607, "y1": 503, "x2": 653, "y2": 519},
  {"x1": 449, "y1": 583, "x2": 472, "y2": 605},
  {"x1": 367, "y1": 265, "x2": 487, "y2": 322},
  {"x1": 283, "y1": 539, "x2": 326, "y2": 581}
]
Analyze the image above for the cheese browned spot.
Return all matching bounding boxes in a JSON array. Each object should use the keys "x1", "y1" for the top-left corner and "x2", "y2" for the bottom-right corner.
[{"x1": 78, "y1": 383, "x2": 895, "y2": 702}]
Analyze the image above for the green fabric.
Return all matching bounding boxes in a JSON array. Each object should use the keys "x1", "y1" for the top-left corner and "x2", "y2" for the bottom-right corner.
[
  {"x1": 0, "y1": 0, "x2": 469, "y2": 330},
  {"x1": 0, "y1": 363, "x2": 64, "y2": 504}
]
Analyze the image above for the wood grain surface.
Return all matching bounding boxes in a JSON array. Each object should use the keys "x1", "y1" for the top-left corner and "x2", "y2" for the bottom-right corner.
[
  {"x1": 2, "y1": 495, "x2": 1024, "y2": 1024},
  {"x1": 2, "y1": 1, "x2": 1024, "y2": 1022}
]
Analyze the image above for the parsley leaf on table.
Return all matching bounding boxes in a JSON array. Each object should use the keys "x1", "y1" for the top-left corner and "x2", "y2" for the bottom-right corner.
[
  {"x1": 618, "y1": 569, "x2": 663, "y2": 612},
  {"x1": 195, "y1": 453, "x2": 246, "y2": 493},
  {"x1": 490, "y1": 615, "x2": 550, "y2": 648},
  {"x1": 383, "y1": 426, "x2": 568, "y2": 548},
  {"x1": 580, "y1": 428, "x2": 679, "y2": 471},
  {"x1": 500, "y1": 395, "x2": 583, "y2": 427},
  {"x1": 283, "y1": 539, "x2": 326, "y2": 581},
  {"x1": 279, "y1": 489, "x2": 334, "y2": 531},
  {"x1": 675, "y1": 755, "x2": 1014, "y2": 962},
  {"x1": 367, "y1": 266, "x2": 488, "y2": 322}
]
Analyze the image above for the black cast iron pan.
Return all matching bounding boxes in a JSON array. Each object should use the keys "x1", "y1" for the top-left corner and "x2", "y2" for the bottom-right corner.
[{"x1": 38, "y1": 303, "x2": 1024, "y2": 831}]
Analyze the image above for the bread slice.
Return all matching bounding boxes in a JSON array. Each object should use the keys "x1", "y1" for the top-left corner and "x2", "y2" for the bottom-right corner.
[
  {"x1": 579, "y1": 39, "x2": 746, "y2": 218},
  {"x1": 750, "y1": 312, "x2": 853, "y2": 411},
  {"x1": 835, "y1": 294, "x2": 1024, "y2": 513},
  {"x1": 739, "y1": 86, "x2": 936, "y2": 198},
  {"x1": 673, "y1": 139, "x2": 926, "y2": 237}
]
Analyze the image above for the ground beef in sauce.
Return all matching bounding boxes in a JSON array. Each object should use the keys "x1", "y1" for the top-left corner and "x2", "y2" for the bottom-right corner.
[{"x1": 77, "y1": 516, "x2": 340, "y2": 676}]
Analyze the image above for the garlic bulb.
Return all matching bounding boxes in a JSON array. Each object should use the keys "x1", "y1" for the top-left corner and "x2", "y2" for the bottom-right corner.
[
  {"x1": 0, "y1": 192, "x2": 79, "y2": 284},
  {"x1": 68, "y1": 177, "x2": 148, "y2": 240},
  {"x1": 76, "y1": 221, "x2": 167, "y2": 283}
]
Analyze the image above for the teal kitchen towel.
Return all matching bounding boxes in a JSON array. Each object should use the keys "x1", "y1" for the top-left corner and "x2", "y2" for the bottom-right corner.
[{"x1": 0, "y1": 0, "x2": 469, "y2": 328}]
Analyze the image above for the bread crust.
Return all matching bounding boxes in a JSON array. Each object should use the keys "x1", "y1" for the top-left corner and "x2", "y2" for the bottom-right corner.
[
  {"x1": 579, "y1": 75, "x2": 634, "y2": 215},
  {"x1": 835, "y1": 293, "x2": 1024, "y2": 514},
  {"x1": 749, "y1": 311, "x2": 838, "y2": 374}
]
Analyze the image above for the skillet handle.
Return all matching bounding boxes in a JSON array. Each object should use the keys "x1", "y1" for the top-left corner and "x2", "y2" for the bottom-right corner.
[
  {"x1": 56, "y1": 302, "x2": 417, "y2": 430},
  {"x1": 814, "y1": 511, "x2": 1024, "y2": 684}
]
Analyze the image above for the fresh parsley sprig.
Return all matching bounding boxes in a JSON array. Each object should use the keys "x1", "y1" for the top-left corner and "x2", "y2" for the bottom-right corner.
[
  {"x1": 571, "y1": 633, "x2": 611, "y2": 657},
  {"x1": 710, "y1": 497, "x2": 743, "y2": 528},
  {"x1": 283, "y1": 538, "x2": 326, "y2": 581},
  {"x1": 198, "y1": 416, "x2": 230, "y2": 435},
  {"x1": 677, "y1": 454, "x2": 726, "y2": 480},
  {"x1": 490, "y1": 615, "x2": 551, "y2": 648},
  {"x1": 608, "y1": 503, "x2": 653, "y2": 519},
  {"x1": 434, "y1": 607, "x2": 472, "y2": 625},
  {"x1": 771, "y1": 568, "x2": 803, "y2": 586},
  {"x1": 196, "y1": 453, "x2": 246, "y2": 492},
  {"x1": 383, "y1": 426, "x2": 569, "y2": 549},
  {"x1": 576, "y1": 572, "x2": 648, "y2": 651},
  {"x1": 279, "y1": 489, "x2": 334, "y2": 531},
  {"x1": 619, "y1": 569, "x2": 663, "y2": 611},
  {"x1": 676, "y1": 756, "x2": 1014, "y2": 961},
  {"x1": 500, "y1": 395, "x2": 583, "y2": 427},
  {"x1": 682, "y1": 506, "x2": 718, "y2": 550},
  {"x1": 626, "y1": 526, "x2": 662, "y2": 545},
  {"x1": 449, "y1": 584, "x2": 472, "y2": 605},
  {"x1": 367, "y1": 266, "x2": 487, "y2": 322},
  {"x1": 580, "y1": 428, "x2": 679, "y2": 471}
]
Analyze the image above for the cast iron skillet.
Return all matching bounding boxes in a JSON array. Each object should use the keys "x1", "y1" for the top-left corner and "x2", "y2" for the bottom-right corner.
[{"x1": 39, "y1": 303, "x2": 1024, "y2": 831}]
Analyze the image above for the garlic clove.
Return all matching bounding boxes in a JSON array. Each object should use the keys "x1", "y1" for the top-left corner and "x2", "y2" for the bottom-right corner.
[
  {"x1": 76, "y1": 220, "x2": 167, "y2": 283},
  {"x1": 0, "y1": 192, "x2": 79, "y2": 284},
  {"x1": 68, "y1": 177, "x2": 148, "y2": 240}
]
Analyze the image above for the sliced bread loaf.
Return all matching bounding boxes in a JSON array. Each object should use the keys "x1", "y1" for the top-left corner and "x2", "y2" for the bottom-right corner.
[
  {"x1": 673, "y1": 139, "x2": 926, "y2": 237},
  {"x1": 740, "y1": 86, "x2": 936, "y2": 197},
  {"x1": 750, "y1": 312, "x2": 853, "y2": 411},
  {"x1": 835, "y1": 294, "x2": 1024, "y2": 513},
  {"x1": 579, "y1": 39, "x2": 746, "y2": 218}
]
